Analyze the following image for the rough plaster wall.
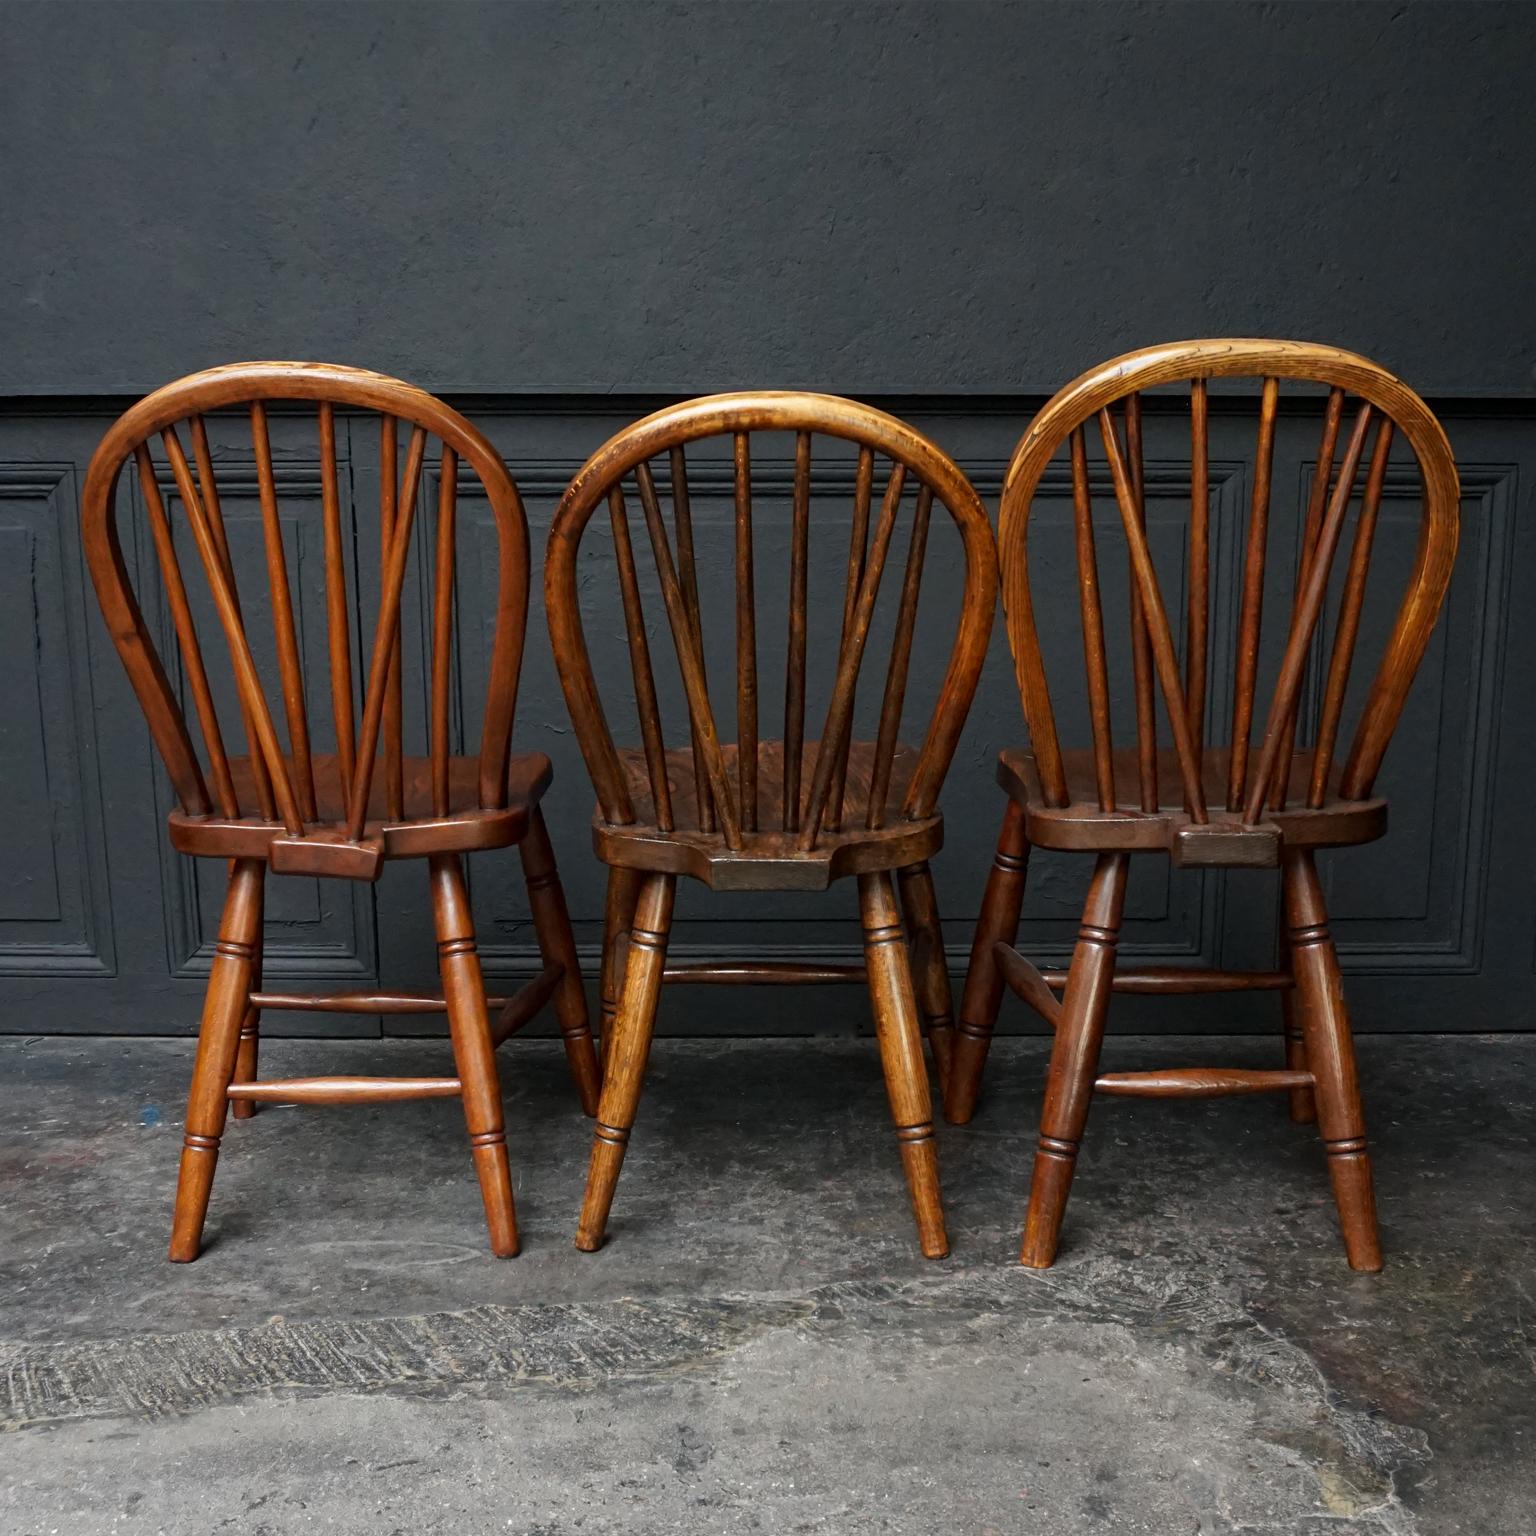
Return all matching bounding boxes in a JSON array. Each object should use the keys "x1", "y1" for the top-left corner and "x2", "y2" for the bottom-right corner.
[{"x1": 4, "y1": 0, "x2": 1534, "y2": 397}]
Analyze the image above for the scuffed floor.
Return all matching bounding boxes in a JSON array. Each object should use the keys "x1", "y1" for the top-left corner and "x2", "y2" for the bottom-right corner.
[{"x1": 0, "y1": 1033, "x2": 1531, "y2": 1533}]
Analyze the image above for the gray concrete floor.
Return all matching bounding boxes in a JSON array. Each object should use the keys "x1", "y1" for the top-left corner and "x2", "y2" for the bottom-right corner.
[{"x1": 0, "y1": 1031, "x2": 1531, "y2": 1534}]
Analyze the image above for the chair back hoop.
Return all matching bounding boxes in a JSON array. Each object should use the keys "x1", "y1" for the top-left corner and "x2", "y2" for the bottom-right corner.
[
  {"x1": 545, "y1": 391, "x2": 998, "y2": 852},
  {"x1": 996, "y1": 340, "x2": 1459, "y2": 822},
  {"x1": 81, "y1": 362, "x2": 531, "y2": 854}
]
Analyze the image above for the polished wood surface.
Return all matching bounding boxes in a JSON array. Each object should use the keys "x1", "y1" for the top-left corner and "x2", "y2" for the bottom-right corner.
[
  {"x1": 548, "y1": 392, "x2": 996, "y2": 1256},
  {"x1": 82, "y1": 362, "x2": 599, "y2": 1261},
  {"x1": 953, "y1": 340, "x2": 1459, "y2": 1272}
]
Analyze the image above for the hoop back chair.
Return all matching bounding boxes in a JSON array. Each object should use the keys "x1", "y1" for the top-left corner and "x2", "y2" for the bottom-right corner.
[
  {"x1": 945, "y1": 340, "x2": 1459, "y2": 1271},
  {"x1": 546, "y1": 393, "x2": 998, "y2": 1257},
  {"x1": 82, "y1": 362, "x2": 599, "y2": 1261}
]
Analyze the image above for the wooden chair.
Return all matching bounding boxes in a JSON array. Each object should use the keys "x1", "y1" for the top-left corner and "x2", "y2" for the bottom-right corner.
[
  {"x1": 945, "y1": 340, "x2": 1460, "y2": 1271},
  {"x1": 545, "y1": 393, "x2": 997, "y2": 1258},
  {"x1": 81, "y1": 361, "x2": 600, "y2": 1262}
]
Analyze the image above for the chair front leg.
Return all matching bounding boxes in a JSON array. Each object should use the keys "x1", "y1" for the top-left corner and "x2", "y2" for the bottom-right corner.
[
  {"x1": 521, "y1": 807, "x2": 601, "y2": 1116},
  {"x1": 860, "y1": 871, "x2": 949, "y2": 1259},
  {"x1": 1283, "y1": 848, "x2": 1382, "y2": 1272},
  {"x1": 946, "y1": 799, "x2": 1030, "y2": 1124},
  {"x1": 169, "y1": 858, "x2": 264, "y2": 1262},
  {"x1": 431, "y1": 852, "x2": 519, "y2": 1258},
  {"x1": 896, "y1": 861, "x2": 955, "y2": 1091},
  {"x1": 1020, "y1": 851, "x2": 1128, "y2": 1269},
  {"x1": 576, "y1": 872, "x2": 674, "y2": 1252}
]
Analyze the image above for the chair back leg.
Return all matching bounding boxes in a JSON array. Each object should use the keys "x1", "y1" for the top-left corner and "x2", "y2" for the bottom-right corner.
[
  {"x1": 896, "y1": 861, "x2": 956, "y2": 1090},
  {"x1": 431, "y1": 853, "x2": 520, "y2": 1258},
  {"x1": 1020, "y1": 851, "x2": 1129, "y2": 1269},
  {"x1": 576, "y1": 872, "x2": 675, "y2": 1252},
  {"x1": 947, "y1": 801, "x2": 1030, "y2": 1123},
  {"x1": 861, "y1": 871, "x2": 949, "y2": 1259},
  {"x1": 169, "y1": 858, "x2": 265, "y2": 1262},
  {"x1": 521, "y1": 808, "x2": 601, "y2": 1116}
]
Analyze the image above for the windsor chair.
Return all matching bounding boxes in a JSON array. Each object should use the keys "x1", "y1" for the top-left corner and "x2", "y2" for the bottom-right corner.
[
  {"x1": 945, "y1": 340, "x2": 1460, "y2": 1271},
  {"x1": 82, "y1": 361, "x2": 599, "y2": 1262},
  {"x1": 546, "y1": 394, "x2": 997, "y2": 1258}
]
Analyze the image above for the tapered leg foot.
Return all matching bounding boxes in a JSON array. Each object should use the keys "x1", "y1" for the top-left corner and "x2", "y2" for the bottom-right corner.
[
  {"x1": 946, "y1": 800, "x2": 1029, "y2": 1124},
  {"x1": 576, "y1": 874, "x2": 673, "y2": 1252},
  {"x1": 860, "y1": 871, "x2": 948, "y2": 1259},
  {"x1": 1284, "y1": 849, "x2": 1382, "y2": 1272},
  {"x1": 522, "y1": 808, "x2": 601, "y2": 1116},
  {"x1": 432, "y1": 853, "x2": 519, "y2": 1258},
  {"x1": 169, "y1": 859, "x2": 264, "y2": 1262},
  {"x1": 897, "y1": 861, "x2": 955, "y2": 1090},
  {"x1": 1019, "y1": 852, "x2": 1128, "y2": 1269}
]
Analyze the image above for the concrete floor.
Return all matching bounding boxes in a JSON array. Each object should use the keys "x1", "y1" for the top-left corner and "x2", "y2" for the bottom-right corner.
[{"x1": 0, "y1": 1031, "x2": 1531, "y2": 1534}]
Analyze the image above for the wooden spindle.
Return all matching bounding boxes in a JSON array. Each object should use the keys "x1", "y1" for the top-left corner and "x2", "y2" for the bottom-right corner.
[
  {"x1": 1124, "y1": 395, "x2": 1157, "y2": 810},
  {"x1": 784, "y1": 431, "x2": 811, "y2": 831},
  {"x1": 1187, "y1": 379, "x2": 1210, "y2": 761},
  {"x1": 609, "y1": 483, "x2": 672, "y2": 832},
  {"x1": 668, "y1": 447, "x2": 713, "y2": 833},
  {"x1": 1309, "y1": 418, "x2": 1394, "y2": 808},
  {"x1": 1243, "y1": 405, "x2": 1374, "y2": 826},
  {"x1": 634, "y1": 464, "x2": 741, "y2": 849},
  {"x1": 1098, "y1": 410, "x2": 1207, "y2": 823},
  {"x1": 317, "y1": 401, "x2": 355, "y2": 809},
  {"x1": 828, "y1": 446, "x2": 875, "y2": 831},
  {"x1": 1071, "y1": 428, "x2": 1115, "y2": 812},
  {"x1": 346, "y1": 427, "x2": 426, "y2": 841},
  {"x1": 380, "y1": 416, "x2": 405, "y2": 820},
  {"x1": 867, "y1": 485, "x2": 932, "y2": 829},
  {"x1": 251, "y1": 403, "x2": 317, "y2": 821},
  {"x1": 135, "y1": 443, "x2": 231, "y2": 816},
  {"x1": 1270, "y1": 388, "x2": 1347, "y2": 808},
  {"x1": 800, "y1": 463, "x2": 906, "y2": 851},
  {"x1": 734, "y1": 433, "x2": 758, "y2": 832},
  {"x1": 160, "y1": 429, "x2": 303, "y2": 834},
  {"x1": 1228, "y1": 376, "x2": 1280, "y2": 810},
  {"x1": 430, "y1": 446, "x2": 458, "y2": 819},
  {"x1": 190, "y1": 414, "x2": 275, "y2": 819}
]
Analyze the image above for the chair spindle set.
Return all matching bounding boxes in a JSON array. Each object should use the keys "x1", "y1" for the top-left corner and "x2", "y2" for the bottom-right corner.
[{"x1": 81, "y1": 341, "x2": 1459, "y2": 1272}]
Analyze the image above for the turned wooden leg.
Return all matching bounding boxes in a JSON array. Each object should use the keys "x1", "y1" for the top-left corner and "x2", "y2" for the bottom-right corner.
[
  {"x1": 431, "y1": 852, "x2": 519, "y2": 1258},
  {"x1": 521, "y1": 808, "x2": 600, "y2": 1116},
  {"x1": 168, "y1": 858, "x2": 264, "y2": 1262},
  {"x1": 1020, "y1": 851, "x2": 1128, "y2": 1269},
  {"x1": 576, "y1": 872, "x2": 673, "y2": 1252},
  {"x1": 896, "y1": 861, "x2": 955, "y2": 1090},
  {"x1": 860, "y1": 871, "x2": 949, "y2": 1259},
  {"x1": 1279, "y1": 986, "x2": 1318, "y2": 1125},
  {"x1": 1283, "y1": 848, "x2": 1382, "y2": 1272},
  {"x1": 946, "y1": 799, "x2": 1030, "y2": 1124},
  {"x1": 230, "y1": 883, "x2": 265, "y2": 1121},
  {"x1": 599, "y1": 867, "x2": 644, "y2": 1070}
]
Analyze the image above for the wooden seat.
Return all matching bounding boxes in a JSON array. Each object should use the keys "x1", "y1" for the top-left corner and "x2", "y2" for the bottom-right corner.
[
  {"x1": 598, "y1": 740, "x2": 937, "y2": 890},
  {"x1": 81, "y1": 362, "x2": 599, "y2": 1263},
  {"x1": 946, "y1": 339, "x2": 1460, "y2": 1273},
  {"x1": 545, "y1": 392, "x2": 998, "y2": 1258},
  {"x1": 168, "y1": 752, "x2": 554, "y2": 865},
  {"x1": 997, "y1": 747, "x2": 1387, "y2": 861}
]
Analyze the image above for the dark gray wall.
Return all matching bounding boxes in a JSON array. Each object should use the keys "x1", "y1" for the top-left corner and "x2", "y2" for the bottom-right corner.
[
  {"x1": 4, "y1": 1, "x2": 1535, "y2": 397},
  {"x1": 2, "y1": 1, "x2": 1534, "y2": 1040}
]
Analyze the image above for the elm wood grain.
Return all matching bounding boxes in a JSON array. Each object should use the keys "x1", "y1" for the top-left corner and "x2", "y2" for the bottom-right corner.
[
  {"x1": 547, "y1": 393, "x2": 996, "y2": 1257},
  {"x1": 960, "y1": 339, "x2": 1459, "y2": 1270},
  {"x1": 82, "y1": 361, "x2": 595, "y2": 1261},
  {"x1": 1092, "y1": 1068, "x2": 1314, "y2": 1098}
]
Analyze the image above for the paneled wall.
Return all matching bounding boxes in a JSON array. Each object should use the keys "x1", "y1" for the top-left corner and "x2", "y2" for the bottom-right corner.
[{"x1": 0, "y1": 395, "x2": 1528, "y2": 1038}]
